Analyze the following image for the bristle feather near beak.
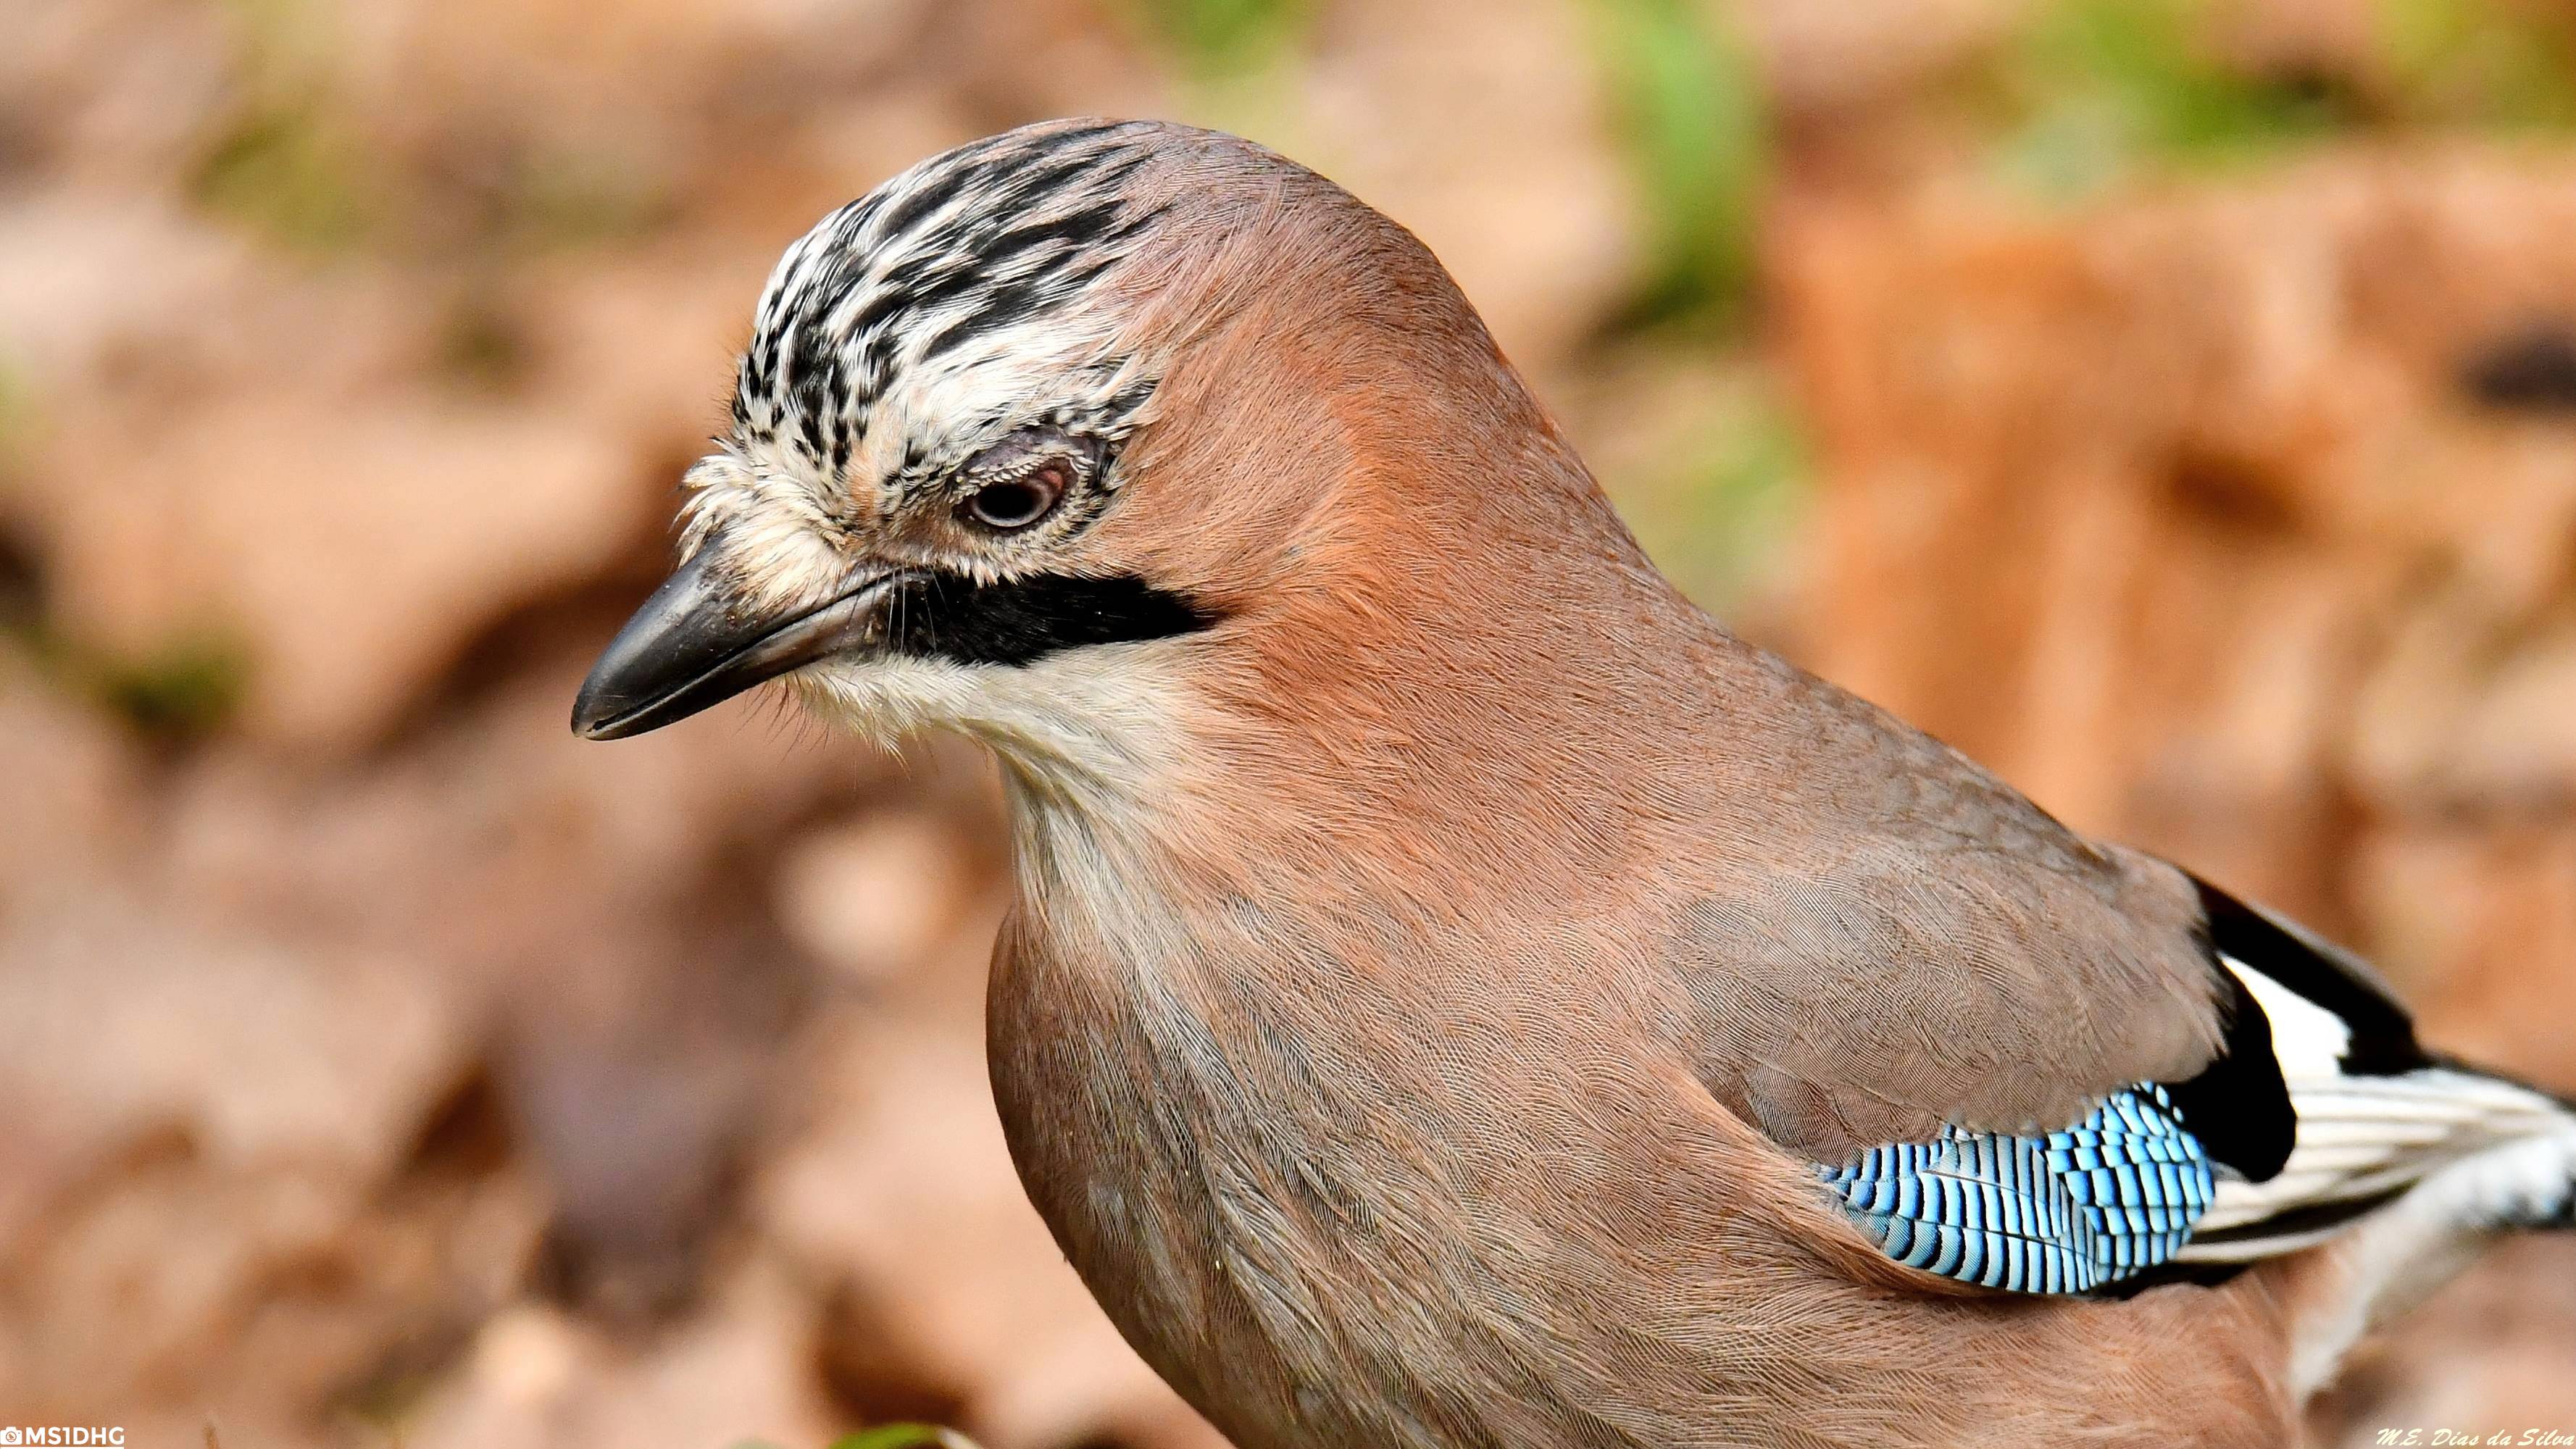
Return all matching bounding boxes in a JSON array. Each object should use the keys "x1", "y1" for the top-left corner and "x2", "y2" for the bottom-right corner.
[{"x1": 570, "y1": 543, "x2": 897, "y2": 740}]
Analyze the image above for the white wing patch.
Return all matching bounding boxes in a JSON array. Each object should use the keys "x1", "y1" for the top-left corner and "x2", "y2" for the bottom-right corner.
[
  {"x1": 2230, "y1": 955, "x2": 2350, "y2": 1080},
  {"x1": 2181, "y1": 953, "x2": 2573, "y2": 1261}
]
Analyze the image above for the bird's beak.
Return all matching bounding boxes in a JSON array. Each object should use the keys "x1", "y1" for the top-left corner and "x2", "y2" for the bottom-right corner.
[{"x1": 571, "y1": 541, "x2": 895, "y2": 740}]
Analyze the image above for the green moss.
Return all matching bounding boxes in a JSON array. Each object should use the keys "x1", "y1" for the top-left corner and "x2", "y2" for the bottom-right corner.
[
  {"x1": 94, "y1": 634, "x2": 251, "y2": 742},
  {"x1": 1989, "y1": 0, "x2": 2576, "y2": 201},
  {"x1": 191, "y1": 32, "x2": 669, "y2": 259},
  {"x1": 193, "y1": 96, "x2": 378, "y2": 251},
  {"x1": 191, "y1": 0, "x2": 379, "y2": 251},
  {"x1": 0, "y1": 367, "x2": 251, "y2": 737},
  {"x1": 1133, "y1": 0, "x2": 1310, "y2": 78},
  {"x1": 827, "y1": 1428, "x2": 978, "y2": 1449},
  {"x1": 1585, "y1": 0, "x2": 1769, "y2": 335},
  {"x1": 2379, "y1": 0, "x2": 2576, "y2": 130},
  {"x1": 1604, "y1": 377, "x2": 1808, "y2": 612},
  {"x1": 1992, "y1": 0, "x2": 2368, "y2": 201}
]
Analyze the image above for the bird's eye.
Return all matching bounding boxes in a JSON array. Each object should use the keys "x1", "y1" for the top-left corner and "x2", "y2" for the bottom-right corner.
[{"x1": 962, "y1": 462, "x2": 1067, "y2": 532}]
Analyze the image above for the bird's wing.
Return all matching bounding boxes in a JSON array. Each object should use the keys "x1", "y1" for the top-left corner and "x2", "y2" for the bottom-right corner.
[
  {"x1": 1669, "y1": 646, "x2": 2244, "y2": 1165},
  {"x1": 1670, "y1": 822, "x2": 2269, "y2": 1295},
  {"x1": 1681, "y1": 834, "x2": 2568, "y2": 1293},
  {"x1": 2175, "y1": 889, "x2": 2574, "y2": 1264},
  {"x1": 1667, "y1": 650, "x2": 2567, "y2": 1293},
  {"x1": 1815, "y1": 1082, "x2": 2217, "y2": 1293}
]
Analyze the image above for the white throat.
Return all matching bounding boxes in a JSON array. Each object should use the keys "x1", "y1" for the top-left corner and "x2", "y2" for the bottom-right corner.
[{"x1": 795, "y1": 643, "x2": 1203, "y2": 824}]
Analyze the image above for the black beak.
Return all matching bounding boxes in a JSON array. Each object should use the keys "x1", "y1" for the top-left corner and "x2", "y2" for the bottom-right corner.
[{"x1": 571, "y1": 543, "x2": 893, "y2": 740}]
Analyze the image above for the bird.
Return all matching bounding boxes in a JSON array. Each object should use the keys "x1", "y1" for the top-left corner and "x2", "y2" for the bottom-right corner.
[{"x1": 572, "y1": 119, "x2": 2576, "y2": 1448}]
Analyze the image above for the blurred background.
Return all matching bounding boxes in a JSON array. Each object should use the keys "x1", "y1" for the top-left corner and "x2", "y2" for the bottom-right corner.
[{"x1": 5, "y1": 0, "x2": 2576, "y2": 1443}]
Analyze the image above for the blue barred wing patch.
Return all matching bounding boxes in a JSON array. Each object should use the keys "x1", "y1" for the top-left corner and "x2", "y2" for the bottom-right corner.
[{"x1": 1817, "y1": 1084, "x2": 2217, "y2": 1294}]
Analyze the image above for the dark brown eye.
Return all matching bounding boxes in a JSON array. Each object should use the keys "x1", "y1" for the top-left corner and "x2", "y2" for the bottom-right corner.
[{"x1": 961, "y1": 463, "x2": 1067, "y2": 532}]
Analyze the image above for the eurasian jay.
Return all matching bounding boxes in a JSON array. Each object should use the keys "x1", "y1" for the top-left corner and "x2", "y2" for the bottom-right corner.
[{"x1": 572, "y1": 120, "x2": 2576, "y2": 1448}]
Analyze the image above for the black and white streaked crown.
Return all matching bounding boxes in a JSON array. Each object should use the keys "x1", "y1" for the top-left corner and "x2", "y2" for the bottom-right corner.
[{"x1": 732, "y1": 120, "x2": 1173, "y2": 494}]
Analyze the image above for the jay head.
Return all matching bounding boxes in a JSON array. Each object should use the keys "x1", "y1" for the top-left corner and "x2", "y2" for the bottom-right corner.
[
  {"x1": 579, "y1": 121, "x2": 2576, "y2": 1449},
  {"x1": 571, "y1": 119, "x2": 1652, "y2": 889}
]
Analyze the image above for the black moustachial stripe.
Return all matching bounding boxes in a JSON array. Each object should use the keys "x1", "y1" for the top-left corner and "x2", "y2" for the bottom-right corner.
[{"x1": 884, "y1": 572, "x2": 1216, "y2": 666}]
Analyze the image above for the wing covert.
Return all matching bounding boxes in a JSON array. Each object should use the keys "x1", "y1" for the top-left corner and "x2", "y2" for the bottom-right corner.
[{"x1": 1817, "y1": 1084, "x2": 2217, "y2": 1294}]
